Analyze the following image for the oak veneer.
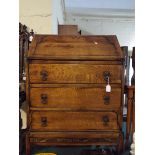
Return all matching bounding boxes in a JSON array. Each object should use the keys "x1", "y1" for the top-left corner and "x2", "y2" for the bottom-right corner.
[
  {"x1": 26, "y1": 35, "x2": 124, "y2": 155},
  {"x1": 30, "y1": 87, "x2": 121, "y2": 110}
]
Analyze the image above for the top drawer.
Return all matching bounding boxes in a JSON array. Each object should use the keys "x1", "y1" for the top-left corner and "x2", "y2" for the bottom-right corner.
[{"x1": 29, "y1": 64, "x2": 122, "y2": 84}]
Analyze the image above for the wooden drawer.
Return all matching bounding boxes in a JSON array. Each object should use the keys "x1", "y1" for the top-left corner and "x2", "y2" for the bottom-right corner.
[
  {"x1": 29, "y1": 131, "x2": 119, "y2": 145},
  {"x1": 30, "y1": 86, "x2": 121, "y2": 110},
  {"x1": 30, "y1": 111, "x2": 119, "y2": 131},
  {"x1": 29, "y1": 64, "x2": 122, "y2": 84}
]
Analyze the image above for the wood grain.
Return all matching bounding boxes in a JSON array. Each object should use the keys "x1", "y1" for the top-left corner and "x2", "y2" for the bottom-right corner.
[
  {"x1": 28, "y1": 35, "x2": 123, "y2": 60},
  {"x1": 28, "y1": 131, "x2": 119, "y2": 146},
  {"x1": 26, "y1": 35, "x2": 124, "y2": 155},
  {"x1": 29, "y1": 64, "x2": 122, "y2": 84},
  {"x1": 31, "y1": 111, "x2": 119, "y2": 131},
  {"x1": 30, "y1": 87, "x2": 121, "y2": 110}
]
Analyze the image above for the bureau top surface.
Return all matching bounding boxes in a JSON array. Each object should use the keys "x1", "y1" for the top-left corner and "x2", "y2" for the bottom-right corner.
[{"x1": 27, "y1": 35, "x2": 124, "y2": 60}]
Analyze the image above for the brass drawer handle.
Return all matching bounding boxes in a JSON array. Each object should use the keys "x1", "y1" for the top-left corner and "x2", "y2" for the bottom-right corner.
[
  {"x1": 103, "y1": 71, "x2": 111, "y2": 82},
  {"x1": 103, "y1": 115, "x2": 109, "y2": 125},
  {"x1": 41, "y1": 94, "x2": 48, "y2": 104},
  {"x1": 40, "y1": 70, "x2": 48, "y2": 81},
  {"x1": 103, "y1": 96, "x2": 110, "y2": 105},
  {"x1": 41, "y1": 117, "x2": 47, "y2": 127}
]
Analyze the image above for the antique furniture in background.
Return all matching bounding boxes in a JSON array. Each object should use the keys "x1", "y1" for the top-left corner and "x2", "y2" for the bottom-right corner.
[
  {"x1": 131, "y1": 47, "x2": 135, "y2": 85},
  {"x1": 121, "y1": 46, "x2": 130, "y2": 87},
  {"x1": 19, "y1": 23, "x2": 34, "y2": 155},
  {"x1": 19, "y1": 23, "x2": 34, "y2": 82},
  {"x1": 125, "y1": 85, "x2": 135, "y2": 148},
  {"x1": 125, "y1": 47, "x2": 135, "y2": 149},
  {"x1": 19, "y1": 84, "x2": 26, "y2": 154},
  {"x1": 121, "y1": 46, "x2": 130, "y2": 110},
  {"x1": 26, "y1": 35, "x2": 125, "y2": 155}
]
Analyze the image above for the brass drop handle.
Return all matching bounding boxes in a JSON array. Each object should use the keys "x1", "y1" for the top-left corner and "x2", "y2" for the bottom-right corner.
[
  {"x1": 103, "y1": 115, "x2": 109, "y2": 125},
  {"x1": 103, "y1": 96, "x2": 110, "y2": 105},
  {"x1": 41, "y1": 117, "x2": 47, "y2": 127},
  {"x1": 40, "y1": 70, "x2": 48, "y2": 81},
  {"x1": 40, "y1": 94, "x2": 48, "y2": 104}
]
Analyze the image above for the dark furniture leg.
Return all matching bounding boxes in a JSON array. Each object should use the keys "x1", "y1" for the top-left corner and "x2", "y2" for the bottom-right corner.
[
  {"x1": 125, "y1": 86, "x2": 135, "y2": 148},
  {"x1": 116, "y1": 133, "x2": 124, "y2": 155},
  {"x1": 26, "y1": 134, "x2": 31, "y2": 155}
]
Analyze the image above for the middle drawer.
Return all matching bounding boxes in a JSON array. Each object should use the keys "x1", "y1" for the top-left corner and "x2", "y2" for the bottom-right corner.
[{"x1": 30, "y1": 86, "x2": 121, "y2": 110}]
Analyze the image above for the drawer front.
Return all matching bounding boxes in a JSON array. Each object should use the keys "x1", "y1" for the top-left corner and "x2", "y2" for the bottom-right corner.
[
  {"x1": 29, "y1": 64, "x2": 122, "y2": 84},
  {"x1": 29, "y1": 132, "x2": 119, "y2": 145},
  {"x1": 30, "y1": 87, "x2": 121, "y2": 110},
  {"x1": 30, "y1": 111, "x2": 118, "y2": 131}
]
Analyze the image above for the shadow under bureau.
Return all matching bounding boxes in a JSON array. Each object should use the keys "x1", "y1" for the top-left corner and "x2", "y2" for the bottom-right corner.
[{"x1": 26, "y1": 35, "x2": 124, "y2": 155}]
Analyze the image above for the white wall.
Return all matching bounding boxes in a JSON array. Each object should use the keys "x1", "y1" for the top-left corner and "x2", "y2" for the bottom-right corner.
[
  {"x1": 19, "y1": 0, "x2": 52, "y2": 34},
  {"x1": 19, "y1": 0, "x2": 65, "y2": 34},
  {"x1": 65, "y1": 0, "x2": 135, "y2": 10},
  {"x1": 52, "y1": 0, "x2": 65, "y2": 34},
  {"x1": 65, "y1": 14, "x2": 135, "y2": 50}
]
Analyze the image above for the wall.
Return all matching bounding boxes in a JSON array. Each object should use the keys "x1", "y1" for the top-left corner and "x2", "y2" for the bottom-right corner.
[
  {"x1": 52, "y1": 0, "x2": 65, "y2": 34},
  {"x1": 19, "y1": 0, "x2": 65, "y2": 34},
  {"x1": 19, "y1": 0, "x2": 52, "y2": 34},
  {"x1": 65, "y1": 0, "x2": 134, "y2": 10},
  {"x1": 65, "y1": 12, "x2": 135, "y2": 51}
]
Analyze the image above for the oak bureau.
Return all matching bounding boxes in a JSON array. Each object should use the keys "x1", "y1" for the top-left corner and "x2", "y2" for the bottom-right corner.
[{"x1": 26, "y1": 35, "x2": 124, "y2": 155}]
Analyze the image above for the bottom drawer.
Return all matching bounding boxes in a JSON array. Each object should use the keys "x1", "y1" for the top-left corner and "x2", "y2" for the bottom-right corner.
[
  {"x1": 29, "y1": 131, "x2": 120, "y2": 145},
  {"x1": 30, "y1": 111, "x2": 119, "y2": 131}
]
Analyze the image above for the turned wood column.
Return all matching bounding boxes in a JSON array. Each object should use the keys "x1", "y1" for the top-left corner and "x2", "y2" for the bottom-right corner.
[{"x1": 125, "y1": 86, "x2": 135, "y2": 148}]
